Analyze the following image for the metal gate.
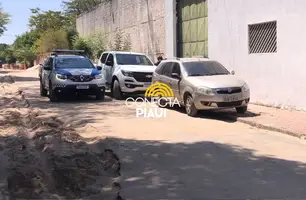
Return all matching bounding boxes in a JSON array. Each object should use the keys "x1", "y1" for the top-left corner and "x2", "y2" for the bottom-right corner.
[{"x1": 176, "y1": 0, "x2": 208, "y2": 57}]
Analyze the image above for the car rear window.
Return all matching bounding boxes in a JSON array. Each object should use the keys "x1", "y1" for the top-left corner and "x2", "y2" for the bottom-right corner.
[{"x1": 55, "y1": 57, "x2": 95, "y2": 69}]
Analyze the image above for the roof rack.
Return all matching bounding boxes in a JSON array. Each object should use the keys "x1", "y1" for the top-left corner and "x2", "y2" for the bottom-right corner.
[{"x1": 51, "y1": 49, "x2": 85, "y2": 56}]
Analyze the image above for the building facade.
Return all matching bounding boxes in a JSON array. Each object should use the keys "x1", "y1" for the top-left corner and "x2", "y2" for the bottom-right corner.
[
  {"x1": 77, "y1": 0, "x2": 306, "y2": 110},
  {"x1": 165, "y1": 0, "x2": 306, "y2": 110}
]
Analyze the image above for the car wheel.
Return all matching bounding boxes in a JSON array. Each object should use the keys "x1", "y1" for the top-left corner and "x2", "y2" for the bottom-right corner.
[
  {"x1": 96, "y1": 91, "x2": 105, "y2": 101},
  {"x1": 49, "y1": 82, "x2": 58, "y2": 102},
  {"x1": 40, "y1": 79, "x2": 48, "y2": 97},
  {"x1": 185, "y1": 95, "x2": 198, "y2": 117},
  {"x1": 236, "y1": 106, "x2": 248, "y2": 114},
  {"x1": 112, "y1": 80, "x2": 123, "y2": 100}
]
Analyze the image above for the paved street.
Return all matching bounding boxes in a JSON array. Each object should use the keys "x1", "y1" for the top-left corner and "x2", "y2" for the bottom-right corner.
[{"x1": 6, "y1": 69, "x2": 306, "y2": 199}]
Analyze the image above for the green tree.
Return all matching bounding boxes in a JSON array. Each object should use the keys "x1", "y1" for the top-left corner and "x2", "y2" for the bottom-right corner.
[
  {"x1": 35, "y1": 29, "x2": 70, "y2": 54},
  {"x1": 0, "y1": 43, "x2": 9, "y2": 63},
  {"x1": 29, "y1": 8, "x2": 69, "y2": 34},
  {"x1": 13, "y1": 31, "x2": 39, "y2": 49},
  {"x1": 72, "y1": 31, "x2": 107, "y2": 60},
  {"x1": 62, "y1": 0, "x2": 102, "y2": 16},
  {"x1": 12, "y1": 31, "x2": 39, "y2": 66},
  {"x1": 28, "y1": 8, "x2": 77, "y2": 48},
  {"x1": 0, "y1": 4, "x2": 10, "y2": 36},
  {"x1": 109, "y1": 29, "x2": 132, "y2": 51},
  {"x1": 72, "y1": 36, "x2": 93, "y2": 58}
]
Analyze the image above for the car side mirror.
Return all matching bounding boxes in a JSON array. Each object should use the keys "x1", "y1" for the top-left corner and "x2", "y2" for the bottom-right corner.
[
  {"x1": 106, "y1": 60, "x2": 113, "y2": 66},
  {"x1": 171, "y1": 73, "x2": 181, "y2": 79},
  {"x1": 231, "y1": 70, "x2": 235, "y2": 75},
  {"x1": 96, "y1": 66, "x2": 102, "y2": 70}
]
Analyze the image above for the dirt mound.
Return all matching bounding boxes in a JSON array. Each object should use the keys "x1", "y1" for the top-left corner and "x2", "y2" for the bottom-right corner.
[
  {"x1": 26, "y1": 65, "x2": 40, "y2": 71},
  {"x1": 0, "y1": 82, "x2": 122, "y2": 199}
]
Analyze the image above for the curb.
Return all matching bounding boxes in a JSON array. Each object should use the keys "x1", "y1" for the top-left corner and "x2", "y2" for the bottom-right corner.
[{"x1": 231, "y1": 117, "x2": 302, "y2": 139}]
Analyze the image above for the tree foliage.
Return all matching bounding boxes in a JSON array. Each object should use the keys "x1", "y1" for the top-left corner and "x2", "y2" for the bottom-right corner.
[
  {"x1": 13, "y1": 31, "x2": 39, "y2": 50},
  {"x1": 72, "y1": 31, "x2": 107, "y2": 60},
  {"x1": 0, "y1": 4, "x2": 10, "y2": 36},
  {"x1": 29, "y1": 8, "x2": 70, "y2": 35},
  {"x1": 0, "y1": 43, "x2": 10, "y2": 63},
  {"x1": 35, "y1": 29, "x2": 70, "y2": 54},
  {"x1": 62, "y1": 0, "x2": 103, "y2": 16},
  {"x1": 109, "y1": 29, "x2": 132, "y2": 51}
]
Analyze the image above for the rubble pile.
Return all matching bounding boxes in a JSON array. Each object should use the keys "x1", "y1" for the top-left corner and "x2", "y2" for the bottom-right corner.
[{"x1": 0, "y1": 79, "x2": 122, "y2": 199}]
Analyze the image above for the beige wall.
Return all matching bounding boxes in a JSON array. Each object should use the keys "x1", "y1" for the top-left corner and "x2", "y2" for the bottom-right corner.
[{"x1": 76, "y1": 0, "x2": 165, "y2": 61}]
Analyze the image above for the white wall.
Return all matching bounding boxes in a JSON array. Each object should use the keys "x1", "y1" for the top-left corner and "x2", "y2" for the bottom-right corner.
[
  {"x1": 76, "y1": 0, "x2": 165, "y2": 61},
  {"x1": 208, "y1": 0, "x2": 306, "y2": 110},
  {"x1": 164, "y1": 0, "x2": 176, "y2": 58}
]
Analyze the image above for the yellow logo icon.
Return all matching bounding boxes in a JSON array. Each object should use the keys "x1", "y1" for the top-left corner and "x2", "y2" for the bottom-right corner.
[{"x1": 145, "y1": 82, "x2": 174, "y2": 97}]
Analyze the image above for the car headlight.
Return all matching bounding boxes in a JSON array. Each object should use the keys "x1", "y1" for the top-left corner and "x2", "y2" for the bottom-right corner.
[
  {"x1": 121, "y1": 70, "x2": 133, "y2": 77},
  {"x1": 196, "y1": 87, "x2": 214, "y2": 95},
  {"x1": 95, "y1": 74, "x2": 103, "y2": 79},
  {"x1": 242, "y1": 83, "x2": 249, "y2": 92},
  {"x1": 56, "y1": 74, "x2": 67, "y2": 80}
]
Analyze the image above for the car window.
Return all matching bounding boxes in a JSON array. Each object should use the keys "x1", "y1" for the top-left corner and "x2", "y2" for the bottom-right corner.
[
  {"x1": 155, "y1": 62, "x2": 166, "y2": 74},
  {"x1": 161, "y1": 62, "x2": 174, "y2": 77},
  {"x1": 101, "y1": 53, "x2": 108, "y2": 64},
  {"x1": 171, "y1": 63, "x2": 181, "y2": 76},
  {"x1": 45, "y1": 58, "x2": 53, "y2": 69},
  {"x1": 54, "y1": 57, "x2": 95, "y2": 69},
  {"x1": 106, "y1": 54, "x2": 114, "y2": 65},
  {"x1": 183, "y1": 61, "x2": 230, "y2": 76},
  {"x1": 116, "y1": 54, "x2": 153, "y2": 66}
]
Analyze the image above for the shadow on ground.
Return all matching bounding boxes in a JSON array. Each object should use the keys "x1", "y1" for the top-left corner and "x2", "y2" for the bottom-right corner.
[
  {"x1": 107, "y1": 137, "x2": 306, "y2": 199},
  {"x1": 11, "y1": 76, "x2": 39, "y2": 82},
  {"x1": 168, "y1": 105, "x2": 261, "y2": 123}
]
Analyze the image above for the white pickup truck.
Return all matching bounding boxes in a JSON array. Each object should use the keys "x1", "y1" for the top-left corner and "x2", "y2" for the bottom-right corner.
[{"x1": 97, "y1": 51, "x2": 156, "y2": 100}]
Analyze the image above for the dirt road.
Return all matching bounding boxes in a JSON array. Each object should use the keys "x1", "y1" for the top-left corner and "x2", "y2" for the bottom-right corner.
[{"x1": 7, "y1": 69, "x2": 306, "y2": 199}]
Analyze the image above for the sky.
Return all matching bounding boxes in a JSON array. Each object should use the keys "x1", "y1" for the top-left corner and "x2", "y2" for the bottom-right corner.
[{"x1": 0, "y1": 0, "x2": 63, "y2": 44}]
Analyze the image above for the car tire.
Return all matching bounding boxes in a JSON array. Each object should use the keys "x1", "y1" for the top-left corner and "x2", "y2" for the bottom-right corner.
[
  {"x1": 40, "y1": 79, "x2": 48, "y2": 97},
  {"x1": 112, "y1": 80, "x2": 123, "y2": 100},
  {"x1": 236, "y1": 106, "x2": 248, "y2": 114},
  {"x1": 96, "y1": 91, "x2": 105, "y2": 101},
  {"x1": 185, "y1": 95, "x2": 198, "y2": 117},
  {"x1": 49, "y1": 82, "x2": 58, "y2": 102}
]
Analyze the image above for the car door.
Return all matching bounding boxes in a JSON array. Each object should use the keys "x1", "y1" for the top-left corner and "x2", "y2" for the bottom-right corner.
[
  {"x1": 160, "y1": 62, "x2": 176, "y2": 98},
  {"x1": 43, "y1": 58, "x2": 53, "y2": 89},
  {"x1": 100, "y1": 52, "x2": 108, "y2": 68},
  {"x1": 152, "y1": 62, "x2": 167, "y2": 83},
  {"x1": 104, "y1": 53, "x2": 114, "y2": 84},
  {"x1": 169, "y1": 62, "x2": 183, "y2": 101}
]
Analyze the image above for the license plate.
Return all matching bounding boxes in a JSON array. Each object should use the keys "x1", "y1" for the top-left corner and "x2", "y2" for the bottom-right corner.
[
  {"x1": 76, "y1": 85, "x2": 89, "y2": 89},
  {"x1": 224, "y1": 95, "x2": 239, "y2": 102},
  {"x1": 144, "y1": 82, "x2": 151, "y2": 87}
]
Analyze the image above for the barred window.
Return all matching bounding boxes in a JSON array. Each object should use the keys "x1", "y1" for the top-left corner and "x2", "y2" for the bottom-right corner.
[{"x1": 248, "y1": 21, "x2": 277, "y2": 54}]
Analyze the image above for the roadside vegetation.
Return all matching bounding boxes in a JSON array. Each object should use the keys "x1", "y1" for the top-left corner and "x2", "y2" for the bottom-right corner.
[{"x1": 0, "y1": 0, "x2": 132, "y2": 69}]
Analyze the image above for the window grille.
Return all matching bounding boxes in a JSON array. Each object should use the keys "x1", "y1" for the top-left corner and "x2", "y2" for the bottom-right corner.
[{"x1": 248, "y1": 21, "x2": 277, "y2": 54}]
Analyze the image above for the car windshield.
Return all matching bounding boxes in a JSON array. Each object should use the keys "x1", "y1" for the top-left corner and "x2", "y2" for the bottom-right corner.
[
  {"x1": 55, "y1": 57, "x2": 95, "y2": 69},
  {"x1": 183, "y1": 61, "x2": 230, "y2": 76},
  {"x1": 116, "y1": 54, "x2": 153, "y2": 66}
]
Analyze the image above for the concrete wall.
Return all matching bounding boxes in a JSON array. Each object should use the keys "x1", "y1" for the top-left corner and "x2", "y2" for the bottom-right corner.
[
  {"x1": 76, "y1": 0, "x2": 165, "y2": 61},
  {"x1": 208, "y1": 0, "x2": 306, "y2": 110}
]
